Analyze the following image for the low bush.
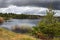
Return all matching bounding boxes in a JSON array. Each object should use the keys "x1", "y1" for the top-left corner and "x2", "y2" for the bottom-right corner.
[{"x1": 12, "y1": 25, "x2": 32, "y2": 33}]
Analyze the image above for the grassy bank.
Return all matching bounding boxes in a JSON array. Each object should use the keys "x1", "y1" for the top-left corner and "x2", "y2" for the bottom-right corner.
[{"x1": 0, "y1": 27, "x2": 39, "y2": 40}]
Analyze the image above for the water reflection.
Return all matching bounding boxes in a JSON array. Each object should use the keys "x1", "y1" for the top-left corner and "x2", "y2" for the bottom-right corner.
[{"x1": 0, "y1": 19, "x2": 40, "y2": 29}]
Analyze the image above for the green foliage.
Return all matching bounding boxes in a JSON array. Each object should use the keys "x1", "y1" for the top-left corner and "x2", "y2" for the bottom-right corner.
[
  {"x1": 32, "y1": 9, "x2": 60, "y2": 40},
  {"x1": 0, "y1": 13, "x2": 40, "y2": 19}
]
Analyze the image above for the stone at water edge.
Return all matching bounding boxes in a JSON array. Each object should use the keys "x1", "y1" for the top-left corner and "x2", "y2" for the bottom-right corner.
[{"x1": 0, "y1": 17, "x2": 4, "y2": 23}]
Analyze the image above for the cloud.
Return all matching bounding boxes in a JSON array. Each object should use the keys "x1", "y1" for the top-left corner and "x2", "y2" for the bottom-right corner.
[
  {"x1": 0, "y1": 5, "x2": 60, "y2": 17},
  {"x1": 0, "y1": 0, "x2": 60, "y2": 9},
  {"x1": 0, "y1": 5, "x2": 48, "y2": 14}
]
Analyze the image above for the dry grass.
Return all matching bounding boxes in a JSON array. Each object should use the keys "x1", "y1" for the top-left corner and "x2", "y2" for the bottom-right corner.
[
  {"x1": 0, "y1": 28, "x2": 40, "y2": 40},
  {"x1": 53, "y1": 37, "x2": 60, "y2": 40}
]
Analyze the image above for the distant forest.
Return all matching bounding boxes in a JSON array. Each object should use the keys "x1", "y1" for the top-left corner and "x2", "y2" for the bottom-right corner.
[{"x1": 0, "y1": 13, "x2": 43, "y2": 19}]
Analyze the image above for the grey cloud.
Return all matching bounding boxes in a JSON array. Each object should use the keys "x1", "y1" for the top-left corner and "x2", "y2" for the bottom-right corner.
[
  {"x1": 0, "y1": 0, "x2": 60, "y2": 9},
  {"x1": 0, "y1": 0, "x2": 10, "y2": 7}
]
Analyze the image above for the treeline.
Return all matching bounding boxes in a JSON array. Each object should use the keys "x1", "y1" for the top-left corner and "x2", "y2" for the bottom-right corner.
[{"x1": 0, "y1": 13, "x2": 42, "y2": 19}]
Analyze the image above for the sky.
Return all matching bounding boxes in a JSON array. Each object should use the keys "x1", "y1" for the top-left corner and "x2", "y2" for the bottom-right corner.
[
  {"x1": 0, "y1": 0, "x2": 60, "y2": 16},
  {"x1": 0, "y1": 0, "x2": 60, "y2": 10}
]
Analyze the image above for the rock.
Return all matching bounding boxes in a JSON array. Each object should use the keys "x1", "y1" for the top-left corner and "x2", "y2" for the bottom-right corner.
[{"x1": 0, "y1": 17, "x2": 4, "y2": 23}]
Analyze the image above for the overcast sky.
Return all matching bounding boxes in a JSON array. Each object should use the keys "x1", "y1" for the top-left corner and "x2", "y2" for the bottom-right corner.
[{"x1": 0, "y1": 0, "x2": 60, "y2": 9}]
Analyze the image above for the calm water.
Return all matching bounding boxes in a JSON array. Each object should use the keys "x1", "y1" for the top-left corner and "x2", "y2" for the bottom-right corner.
[{"x1": 0, "y1": 19, "x2": 40, "y2": 29}]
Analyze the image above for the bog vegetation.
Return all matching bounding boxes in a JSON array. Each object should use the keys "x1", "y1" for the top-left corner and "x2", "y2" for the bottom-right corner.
[
  {"x1": 0, "y1": 9, "x2": 60, "y2": 40},
  {"x1": 0, "y1": 27, "x2": 39, "y2": 40},
  {"x1": 32, "y1": 9, "x2": 60, "y2": 40}
]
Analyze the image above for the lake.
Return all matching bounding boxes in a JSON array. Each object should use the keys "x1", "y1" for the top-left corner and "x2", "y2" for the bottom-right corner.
[{"x1": 0, "y1": 19, "x2": 40, "y2": 29}]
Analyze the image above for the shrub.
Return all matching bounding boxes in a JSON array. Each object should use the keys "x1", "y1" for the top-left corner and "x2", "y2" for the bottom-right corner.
[
  {"x1": 12, "y1": 25, "x2": 32, "y2": 33},
  {"x1": 32, "y1": 9, "x2": 60, "y2": 40}
]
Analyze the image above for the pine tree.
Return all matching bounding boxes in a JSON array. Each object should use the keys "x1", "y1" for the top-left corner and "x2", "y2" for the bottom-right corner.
[{"x1": 32, "y1": 9, "x2": 60, "y2": 40}]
